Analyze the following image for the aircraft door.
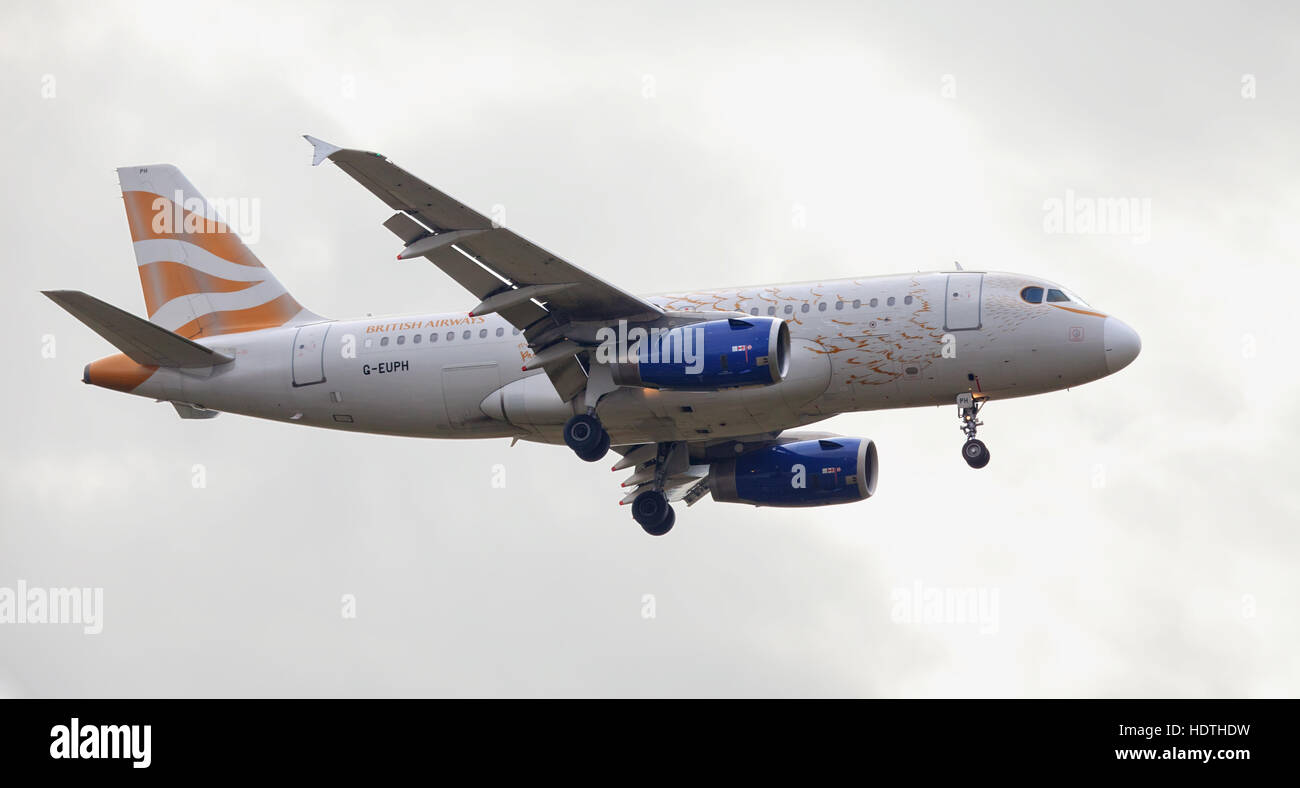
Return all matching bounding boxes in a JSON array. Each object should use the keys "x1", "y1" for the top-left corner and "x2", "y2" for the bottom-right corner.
[
  {"x1": 291, "y1": 322, "x2": 331, "y2": 386},
  {"x1": 944, "y1": 273, "x2": 983, "y2": 331}
]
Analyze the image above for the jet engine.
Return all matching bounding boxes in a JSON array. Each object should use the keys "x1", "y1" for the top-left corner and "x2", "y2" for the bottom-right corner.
[
  {"x1": 708, "y1": 437, "x2": 878, "y2": 507},
  {"x1": 609, "y1": 317, "x2": 789, "y2": 390}
]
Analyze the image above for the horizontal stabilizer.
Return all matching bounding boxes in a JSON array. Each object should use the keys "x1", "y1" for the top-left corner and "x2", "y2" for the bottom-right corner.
[{"x1": 42, "y1": 290, "x2": 234, "y2": 368}]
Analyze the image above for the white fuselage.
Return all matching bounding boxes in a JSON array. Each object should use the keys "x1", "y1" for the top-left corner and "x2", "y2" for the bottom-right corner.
[{"x1": 122, "y1": 271, "x2": 1126, "y2": 447}]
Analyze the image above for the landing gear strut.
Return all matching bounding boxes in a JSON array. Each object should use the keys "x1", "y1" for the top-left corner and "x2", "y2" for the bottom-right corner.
[
  {"x1": 956, "y1": 392, "x2": 991, "y2": 469},
  {"x1": 566, "y1": 363, "x2": 617, "y2": 463},
  {"x1": 564, "y1": 412, "x2": 610, "y2": 462}
]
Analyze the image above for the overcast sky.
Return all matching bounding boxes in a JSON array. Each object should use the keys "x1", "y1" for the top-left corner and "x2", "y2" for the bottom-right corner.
[{"x1": 2, "y1": 0, "x2": 1297, "y2": 697}]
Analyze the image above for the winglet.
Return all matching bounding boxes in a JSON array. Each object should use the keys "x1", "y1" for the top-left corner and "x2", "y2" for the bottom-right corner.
[{"x1": 303, "y1": 134, "x2": 342, "y2": 166}]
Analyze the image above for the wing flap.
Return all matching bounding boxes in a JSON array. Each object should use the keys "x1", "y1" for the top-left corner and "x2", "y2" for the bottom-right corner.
[
  {"x1": 383, "y1": 212, "x2": 430, "y2": 245},
  {"x1": 421, "y1": 243, "x2": 515, "y2": 298},
  {"x1": 545, "y1": 356, "x2": 587, "y2": 403}
]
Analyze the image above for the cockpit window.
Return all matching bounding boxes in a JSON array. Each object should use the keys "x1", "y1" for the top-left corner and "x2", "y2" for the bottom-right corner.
[{"x1": 1025, "y1": 283, "x2": 1092, "y2": 306}]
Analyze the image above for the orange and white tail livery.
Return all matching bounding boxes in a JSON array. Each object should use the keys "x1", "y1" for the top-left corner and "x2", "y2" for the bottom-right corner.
[{"x1": 118, "y1": 165, "x2": 320, "y2": 338}]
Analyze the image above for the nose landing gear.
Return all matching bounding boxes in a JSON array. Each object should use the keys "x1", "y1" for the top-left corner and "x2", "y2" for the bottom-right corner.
[
  {"x1": 956, "y1": 392, "x2": 991, "y2": 469},
  {"x1": 962, "y1": 437, "x2": 990, "y2": 468}
]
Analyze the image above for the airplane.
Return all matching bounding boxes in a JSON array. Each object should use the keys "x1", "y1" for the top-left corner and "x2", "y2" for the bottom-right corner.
[{"x1": 43, "y1": 136, "x2": 1141, "y2": 536}]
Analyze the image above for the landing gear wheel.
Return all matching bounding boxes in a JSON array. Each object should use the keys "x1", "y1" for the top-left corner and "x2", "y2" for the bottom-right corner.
[
  {"x1": 574, "y1": 429, "x2": 611, "y2": 462},
  {"x1": 642, "y1": 506, "x2": 675, "y2": 537},
  {"x1": 564, "y1": 413, "x2": 609, "y2": 462},
  {"x1": 632, "y1": 489, "x2": 673, "y2": 535},
  {"x1": 962, "y1": 439, "x2": 990, "y2": 469}
]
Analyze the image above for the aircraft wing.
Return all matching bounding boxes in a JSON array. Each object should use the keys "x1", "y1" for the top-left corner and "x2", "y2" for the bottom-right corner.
[
  {"x1": 304, "y1": 135, "x2": 667, "y2": 401},
  {"x1": 304, "y1": 135, "x2": 662, "y2": 328}
]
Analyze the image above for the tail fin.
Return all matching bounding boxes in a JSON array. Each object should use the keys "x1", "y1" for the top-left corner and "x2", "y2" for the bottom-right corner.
[{"x1": 118, "y1": 164, "x2": 322, "y2": 338}]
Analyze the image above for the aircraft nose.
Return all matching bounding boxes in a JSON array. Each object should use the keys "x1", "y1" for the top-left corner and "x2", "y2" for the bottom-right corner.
[{"x1": 1103, "y1": 317, "x2": 1141, "y2": 374}]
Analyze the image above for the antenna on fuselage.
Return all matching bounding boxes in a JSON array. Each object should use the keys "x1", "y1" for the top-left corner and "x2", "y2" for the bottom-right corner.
[{"x1": 954, "y1": 261, "x2": 964, "y2": 271}]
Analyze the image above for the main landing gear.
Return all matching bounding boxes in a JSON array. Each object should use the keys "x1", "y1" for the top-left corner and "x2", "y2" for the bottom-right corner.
[
  {"x1": 567, "y1": 365, "x2": 674, "y2": 534},
  {"x1": 631, "y1": 489, "x2": 675, "y2": 536},
  {"x1": 621, "y1": 441, "x2": 681, "y2": 536},
  {"x1": 563, "y1": 412, "x2": 610, "y2": 462},
  {"x1": 956, "y1": 392, "x2": 991, "y2": 469}
]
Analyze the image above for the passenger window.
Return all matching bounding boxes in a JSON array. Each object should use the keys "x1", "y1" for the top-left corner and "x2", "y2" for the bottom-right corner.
[
  {"x1": 904, "y1": 295, "x2": 913, "y2": 305},
  {"x1": 750, "y1": 308, "x2": 758, "y2": 315},
  {"x1": 380, "y1": 336, "x2": 389, "y2": 347},
  {"x1": 463, "y1": 330, "x2": 472, "y2": 340},
  {"x1": 767, "y1": 306, "x2": 776, "y2": 316},
  {"x1": 446, "y1": 332, "x2": 455, "y2": 341},
  {"x1": 869, "y1": 298, "x2": 877, "y2": 308},
  {"x1": 1046, "y1": 288, "x2": 1069, "y2": 302},
  {"x1": 784, "y1": 304, "x2": 793, "y2": 314},
  {"x1": 479, "y1": 329, "x2": 488, "y2": 338},
  {"x1": 835, "y1": 301, "x2": 844, "y2": 311},
  {"x1": 1020, "y1": 286, "x2": 1044, "y2": 303},
  {"x1": 397, "y1": 335, "x2": 406, "y2": 345},
  {"x1": 887, "y1": 296, "x2": 895, "y2": 306},
  {"x1": 800, "y1": 303, "x2": 809, "y2": 313},
  {"x1": 512, "y1": 328, "x2": 520, "y2": 335},
  {"x1": 413, "y1": 334, "x2": 421, "y2": 344},
  {"x1": 852, "y1": 299, "x2": 861, "y2": 309},
  {"x1": 430, "y1": 333, "x2": 438, "y2": 342},
  {"x1": 818, "y1": 302, "x2": 827, "y2": 312},
  {"x1": 496, "y1": 327, "x2": 504, "y2": 337}
]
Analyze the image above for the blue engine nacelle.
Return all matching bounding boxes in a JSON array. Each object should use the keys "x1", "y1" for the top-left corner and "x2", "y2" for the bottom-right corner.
[
  {"x1": 708, "y1": 438, "x2": 879, "y2": 507},
  {"x1": 609, "y1": 317, "x2": 789, "y2": 390}
]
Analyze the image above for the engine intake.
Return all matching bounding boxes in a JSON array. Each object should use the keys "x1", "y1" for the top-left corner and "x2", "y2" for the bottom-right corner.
[
  {"x1": 709, "y1": 437, "x2": 878, "y2": 507},
  {"x1": 609, "y1": 317, "x2": 789, "y2": 390}
]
